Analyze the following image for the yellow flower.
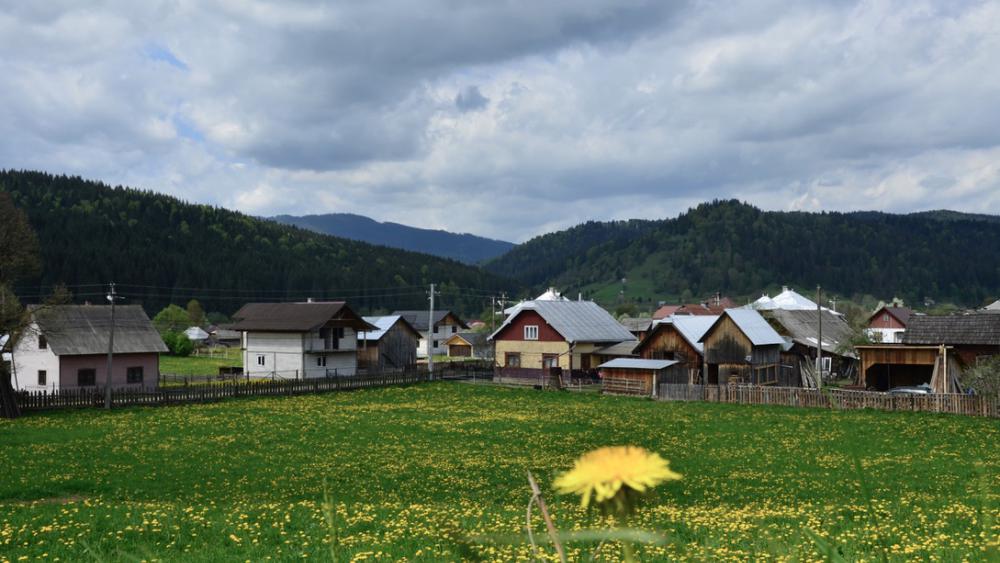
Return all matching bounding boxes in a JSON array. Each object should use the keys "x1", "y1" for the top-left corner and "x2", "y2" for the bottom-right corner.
[{"x1": 554, "y1": 446, "x2": 681, "y2": 511}]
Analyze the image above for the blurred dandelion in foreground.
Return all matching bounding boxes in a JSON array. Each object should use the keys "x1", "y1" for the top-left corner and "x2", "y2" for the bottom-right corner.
[{"x1": 554, "y1": 446, "x2": 681, "y2": 516}]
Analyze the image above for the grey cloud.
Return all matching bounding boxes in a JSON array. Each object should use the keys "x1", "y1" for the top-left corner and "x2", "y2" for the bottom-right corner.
[{"x1": 455, "y1": 86, "x2": 488, "y2": 112}]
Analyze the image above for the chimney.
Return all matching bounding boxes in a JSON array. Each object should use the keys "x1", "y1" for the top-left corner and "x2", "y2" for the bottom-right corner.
[
  {"x1": 578, "y1": 293, "x2": 582, "y2": 301},
  {"x1": 782, "y1": 285, "x2": 789, "y2": 293}
]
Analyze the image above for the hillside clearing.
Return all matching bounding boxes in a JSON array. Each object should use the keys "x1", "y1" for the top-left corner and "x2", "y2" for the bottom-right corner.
[{"x1": 0, "y1": 383, "x2": 997, "y2": 561}]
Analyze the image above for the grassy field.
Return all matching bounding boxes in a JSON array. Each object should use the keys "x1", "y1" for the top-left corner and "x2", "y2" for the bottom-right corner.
[
  {"x1": 0, "y1": 383, "x2": 997, "y2": 561},
  {"x1": 159, "y1": 347, "x2": 242, "y2": 376}
]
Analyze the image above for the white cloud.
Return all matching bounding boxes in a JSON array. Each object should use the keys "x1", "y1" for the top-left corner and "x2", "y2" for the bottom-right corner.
[{"x1": 0, "y1": 0, "x2": 999, "y2": 242}]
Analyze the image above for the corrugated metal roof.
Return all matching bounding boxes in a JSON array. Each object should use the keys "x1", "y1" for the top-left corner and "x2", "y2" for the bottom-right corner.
[
  {"x1": 706, "y1": 309, "x2": 785, "y2": 346},
  {"x1": 598, "y1": 358, "x2": 678, "y2": 370},
  {"x1": 28, "y1": 305, "x2": 168, "y2": 356},
  {"x1": 490, "y1": 301, "x2": 637, "y2": 344},
  {"x1": 662, "y1": 315, "x2": 719, "y2": 354}
]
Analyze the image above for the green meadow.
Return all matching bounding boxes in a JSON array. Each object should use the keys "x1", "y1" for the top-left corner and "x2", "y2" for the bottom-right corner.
[{"x1": 0, "y1": 383, "x2": 997, "y2": 561}]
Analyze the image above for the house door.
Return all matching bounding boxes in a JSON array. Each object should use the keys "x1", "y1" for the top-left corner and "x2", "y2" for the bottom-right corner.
[{"x1": 580, "y1": 355, "x2": 591, "y2": 370}]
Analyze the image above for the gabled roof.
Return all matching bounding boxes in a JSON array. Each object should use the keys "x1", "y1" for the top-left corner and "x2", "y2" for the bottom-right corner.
[
  {"x1": 593, "y1": 341, "x2": 639, "y2": 357},
  {"x1": 768, "y1": 309, "x2": 855, "y2": 357},
  {"x1": 230, "y1": 302, "x2": 375, "y2": 332},
  {"x1": 652, "y1": 305, "x2": 681, "y2": 320},
  {"x1": 752, "y1": 287, "x2": 841, "y2": 315},
  {"x1": 700, "y1": 309, "x2": 785, "y2": 346},
  {"x1": 359, "y1": 315, "x2": 421, "y2": 342},
  {"x1": 983, "y1": 299, "x2": 1000, "y2": 311},
  {"x1": 446, "y1": 331, "x2": 488, "y2": 348},
  {"x1": 619, "y1": 317, "x2": 653, "y2": 333},
  {"x1": 869, "y1": 306, "x2": 913, "y2": 326},
  {"x1": 489, "y1": 301, "x2": 636, "y2": 344},
  {"x1": 664, "y1": 315, "x2": 719, "y2": 354},
  {"x1": 503, "y1": 288, "x2": 570, "y2": 315},
  {"x1": 27, "y1": 305, "x2": 168, "y2": 356},
  {"x1": 184, "y1": 326, "x2": 210, "y2": 341},
  {"x1": 598, "y1": 358, "x2": 678, "y2": 370},
  {"x1": 391, "y1": 310, "x2": 468, "y2": 332},
  {"x1": 902, "y1": 314, "x2": 1000, "y2": 346}
]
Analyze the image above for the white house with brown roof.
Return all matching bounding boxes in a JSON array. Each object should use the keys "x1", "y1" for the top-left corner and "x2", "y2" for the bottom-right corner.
[
  {"x1": 230, "y1": 302, "x2": 376, "y2": 379},
  {"x1": 10, "y1": 305, "x2": 168, "y2": 392}
]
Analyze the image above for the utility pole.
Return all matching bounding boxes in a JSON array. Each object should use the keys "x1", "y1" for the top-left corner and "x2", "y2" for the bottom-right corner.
[
  {"x1": 105, "y1": 282, "x2": 122, "y2": 409},
  {"x1": 428, "y1": 283, "x2": 436, "y2": 379},
  {"x1": 490, "y1": 295, "x2": 496, "y2": 334},
  {"x1": 815, "y1": 285, "x2": 823, "y2": 389}
]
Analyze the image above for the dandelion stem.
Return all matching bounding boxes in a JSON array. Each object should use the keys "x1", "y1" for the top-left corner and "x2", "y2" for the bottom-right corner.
[{"x1": 527, "y1": 470, "x2": 567, "y2": 563}]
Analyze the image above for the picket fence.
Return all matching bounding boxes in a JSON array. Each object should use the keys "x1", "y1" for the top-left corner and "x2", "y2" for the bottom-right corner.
[
  {"x1": 14, "y1": 365, "x2": 492, "y2": 413},
  {"x1": 657, "y1": 383, "x2": 1000, "y2": 418}
]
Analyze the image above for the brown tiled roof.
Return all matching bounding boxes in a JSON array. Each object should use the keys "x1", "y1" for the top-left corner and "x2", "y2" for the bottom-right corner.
[
  {"x1": 230, "y1": 302, "x2": 375, "y2": 332},
  {"x1": 902, "y1": 314, "x2": 1000, "y2": 346}
]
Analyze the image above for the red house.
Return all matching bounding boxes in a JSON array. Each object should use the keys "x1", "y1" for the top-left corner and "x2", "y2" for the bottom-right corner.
[{"x1": 866, "y1": 306, "x2": 913, "y2": 343}]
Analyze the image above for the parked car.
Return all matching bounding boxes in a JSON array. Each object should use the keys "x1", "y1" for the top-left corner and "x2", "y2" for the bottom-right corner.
[{"x1": 888, "y1": 383, "x2": 932, "y2": 395}]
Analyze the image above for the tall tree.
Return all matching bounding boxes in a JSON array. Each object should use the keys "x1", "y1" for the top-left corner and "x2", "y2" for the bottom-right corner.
[
  {"x1": 186, "y1": 299, "x2": 205, "y2": 326},
  {"x1": 0, "y1": 192, "x2": 41, "y2": 418}
]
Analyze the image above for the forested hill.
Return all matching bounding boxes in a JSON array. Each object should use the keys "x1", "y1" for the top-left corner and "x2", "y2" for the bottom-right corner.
[
  {"x1": 0, "y1": 170, "x2": 514, "y2": 316},
  {"x1": 485, "y1": 201, "x2": 1000, "y2": 307},
  {"x1": 273, "y1": 213, "x2": 514, "y2": 264}
]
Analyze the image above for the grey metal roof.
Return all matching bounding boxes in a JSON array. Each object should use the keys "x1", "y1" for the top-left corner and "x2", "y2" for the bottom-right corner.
[
  {"x1": 490, "y1": 301, "x2": 637, "y2": 344},
  {"x1": 28, "y1": 305, "x2": 168, "y2": 356},
  {"x1": 230, "y1": 302, "x2": 375, "y2": 332},
  {"x1": 594, "y1": 341, "x2": 639, "y2": 357},
  {"x1": 768, "y1": 309, "x2": 855, "y2": 357},
  {"x1": 903, "y1": 313, "x2": 1000, "y2": 346},
  {"x1": 359, "y1": 315, "x2": 420, "y2": 341},
  {"x1": 391, "y1": 310, "x2": 468, "y2": 331},
  {"x1": 619, "y1": 317, "x2": 653, "y2": 333},
  {"x1": 703, "y1": 309, "x2": 785, "y2": 346},
  {"x1": 598, "y1": 358, "x2": 678, "y2": 370},
  {"x1": 663, "y1": 315, "x2": 718, "y2": 354}
]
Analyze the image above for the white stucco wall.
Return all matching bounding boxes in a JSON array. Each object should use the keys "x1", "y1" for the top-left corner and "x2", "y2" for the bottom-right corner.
[
  {"x1": 244, "y1": 329, "x2": 359, "y2": 379},
  {"x1": 864, "y1": 328, "x2": 905, "y2": 344},
  {"x1": 10, "y1": 322, "x2": 61, "y2": 391}
]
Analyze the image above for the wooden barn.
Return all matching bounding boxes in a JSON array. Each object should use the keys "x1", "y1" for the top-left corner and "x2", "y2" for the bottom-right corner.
[
  {"x1": 766, "y1": 309, "x2": 857, "y2": 385},
  {"x1": 357, "y1": 315, "x2": 421, "y2": 372},
  {"x1": 598, "y1": 358, "x2": 682, "y2": 397},
  {"x1": 633, "y1": 315, "x2": 717, "y2": 384},
  {"x1": 699, "y1": 309, "x2": 785, "y2": 385},
  {"x1": 445, "y1": 331, "x2": 490, "y2": 359}
]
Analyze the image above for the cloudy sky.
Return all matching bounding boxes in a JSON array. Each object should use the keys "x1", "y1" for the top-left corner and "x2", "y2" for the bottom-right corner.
[{"x1": 2, "y1": 0, "x2": 1000, "y2": 242}]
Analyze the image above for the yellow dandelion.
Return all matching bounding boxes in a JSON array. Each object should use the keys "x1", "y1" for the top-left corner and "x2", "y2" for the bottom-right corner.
[{"x1": 554, "y1": 446, "x2": 681, "y2": 511}]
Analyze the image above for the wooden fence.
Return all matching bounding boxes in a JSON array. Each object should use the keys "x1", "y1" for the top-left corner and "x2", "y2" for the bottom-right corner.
[
  {"x1": 15, "y1": 368, "x2": 459, "y2": 413},
  {"x1": 657, "y1": 383, "x2": 1000, "y2": 417}
]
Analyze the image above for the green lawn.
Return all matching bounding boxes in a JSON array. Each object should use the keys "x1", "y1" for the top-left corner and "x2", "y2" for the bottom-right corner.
[
  {"x1": 0, "y1": 384, "x2": 997, "y2": 561},
  {"x1": 159, "y1": 347, "x2": 242, "y2": 377}
]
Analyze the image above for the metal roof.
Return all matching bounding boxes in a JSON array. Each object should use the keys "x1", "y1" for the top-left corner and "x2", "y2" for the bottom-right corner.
[
  {"x1": 359, "y1": 315, "x2": 420, "y2": 341},
  {"x1": 230, "y1": 302, "x2": 375, "y2": 332},
  {"x1": 490, "y1": 300, "x2": 637, "y2": 344},
  {"x1": 594, "y1": 341, "x2": 639, "y2": 356},
  {"x1": 598, "y1": 358, "x2": 678, "y2": 370},
  {"x1": 619, "y1": 317, "x2": 653, "y2": 333},
  {"x1": 751, "y1": 287, "x2": 842, "y2": 315},
  {"x1": 661, "y1": 315, "x2": 719, "y2": 354},
  {"x1": 984, "y1": 299, "x2": 1000, "y2": 311},
  {"x1": 391, "y1": 310, "x2": 468, "y2": 332},
  {"x1": 27, "y1": 305, "x2": 168, "y2": 356},
  {"x1": 703, "y1": 309, "x2": 785, "y2": 346}
]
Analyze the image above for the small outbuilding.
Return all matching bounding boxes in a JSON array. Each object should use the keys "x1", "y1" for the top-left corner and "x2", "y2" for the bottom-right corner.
[
  {"x1": 445, "y1": 331, "x2": 490, "y2": 359},
  {"x1": 598, "y1": 358, "x2": 681, "y2": 397},
  {"x1": 699, "y1": 309, "x2": 784, "y2": 385},
  {"x1": 358, "y1": 315, "x2": 421, "y2": 372},
  {"x1": 633, "y1": 315, "x2": 717, "y2": 384}
]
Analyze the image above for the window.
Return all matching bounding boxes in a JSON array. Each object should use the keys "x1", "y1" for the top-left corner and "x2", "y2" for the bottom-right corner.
[
  {"x1": 505, "y1": 353, "x2": 521, "y2": 368},
  {"x1": 38, "y1": 335, "x2": 47, "y2": 350},
  {"x1": 451, "y1": 325, "x2": 457, "y2": 333},
  {"x1": 883, "y1": 313, "x2": 889, "y2": 322},
  {"x1": 821, "y1": 357, "x2": 832, "y2": 373},
  {"x1": 317, "y1": 356, "x2": 327, "y2": 367},
  {"x1": 126, "y1": 366, "x2": 143, "y2": 384},
  {"x1": 78, "y1": 369, "x2": 96, "y2": 387},
  {"x1": 433, "y1": 325, "x2": 439, "y2": 334},
  {"x1": 542, "y1": 354, "x2": 559, "y2": 369},
  {"x1": 38, "y1": 370, "x2": 46, "y2": 386},
  {"x1": 432, "y1": 340, "x2": 439, "y2": 348},
  {"x1": 256, "y1": 355, "x2": 266, "y2": 366},
  {"x1": 524, "y1": 325, "x2": 539, "y2": 340}
]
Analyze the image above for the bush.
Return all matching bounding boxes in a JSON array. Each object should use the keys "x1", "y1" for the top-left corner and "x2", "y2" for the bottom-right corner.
[
  {"x1": 963, "y1": 356, "x2": 1000, "y2": 398},
  {"x1": 162, "y1": 330, "x2": 194, "y2": 357}
]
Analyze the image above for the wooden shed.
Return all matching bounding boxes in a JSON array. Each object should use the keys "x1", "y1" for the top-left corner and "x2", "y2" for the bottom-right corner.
[
  {"x1": 633, "y1": 316, "x2": 717, "y2": 384},
  {"x1": 358, "y1": 315, "x2": 421, "y2": 372},
  {"x1": 598, "y1": 358, "x2": 682, "y2": 397},
  {"x1": 445, "y1": 332, "x2": 490, "y2": 359},
  {"x1": 856, "y1": 344, "x2": 961, "y2": 393},
  {"x1": 700, "y1": 309, "x2": 784, "y2": 385}
]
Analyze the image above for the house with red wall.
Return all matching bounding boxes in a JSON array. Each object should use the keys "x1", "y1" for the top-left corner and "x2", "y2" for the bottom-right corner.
[
  {"x1": 10, "y1": 305, "x2": 168, "y2": 392},
  {"x1": 865, "y1": 306, "x2": 913, "y2": 343}
]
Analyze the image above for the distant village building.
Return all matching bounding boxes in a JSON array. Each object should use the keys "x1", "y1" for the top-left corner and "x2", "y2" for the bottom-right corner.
[
  {"x1": 445, "y1": 331, "x2": 490, "y2": 359},
  {"x1": 230, "y1": 302, "x2": 375, "y2": 378},
  {"x1": 10, "y1": 305, "x2": 167, "y2": 391},
  {"x1": 490, "y1": 300, "x2": 636, "y2": 384},
  {"x1": 184, "y1": 326, "x2": 210, "y2": 343},
  {"x1": 652, "y1": 295, "x2": 734, "y2": 319},
  {"x1": 700, "y1": 309, "x2": 785, "y2": 385},
  {"x1": 357, "y1": 315, "x2": 421, "y2": 372},
  {"x1": 865, "y1": 306, "x2": 913, "y2": 343},
  {"x1": 391, "y1": 310, "x2": 468, "y2": 358},
  {"x1": 751, "y1": 286, "x2": 841, "y2": 314},
  {"x1": 633, "y1": 315, "x2": 717, "y2": 384},
  {"x1": 984, "y1": 298, "x2": 1000, "y2": 311},
  {"x1": 503, "y1": 287, "x2": 570, "y2": 317}
]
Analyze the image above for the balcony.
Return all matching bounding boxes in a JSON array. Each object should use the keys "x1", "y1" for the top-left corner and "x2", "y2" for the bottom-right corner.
[{"x1": 304, "y1": 338, "x2": 354, "y2": 353}]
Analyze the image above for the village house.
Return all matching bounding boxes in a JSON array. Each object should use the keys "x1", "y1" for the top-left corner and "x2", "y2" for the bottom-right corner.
[
  {"x1": 10, "y1": 304, "x2": 167, "y2": 391},
  {"x1": 865, "y1": 305, "x2": 914, "y2": 343},
  {"x1": 391, "y1": 310, "x2": 469, "y2": 358},
  {"x1": 652, "y1": 294, "x2": 735, "y2": 319},
  {"x1": 633, "y1": 315, "x2": 717, "y2": 384},
  {"x1": 230, "y1": 301, "x2": 375, "y2": 379},
  {"x1": 699, "y1": 309, "x2": 785, "y2": 385},
  {"x1": 765, "y1": 309, "x2": 857, "y2": 384},
  {"x1": 752, "y1": 286, "x2": 842, "y2": 314},
  {"x1": 357, "y1": 315, "x2": 421, "y2": 372},
  {"x1": 444, "y1": 331, "x2": 491, "y2": 359},
  {"x1": 489, "y1": 300, "x2": 636, "y2": 383}
]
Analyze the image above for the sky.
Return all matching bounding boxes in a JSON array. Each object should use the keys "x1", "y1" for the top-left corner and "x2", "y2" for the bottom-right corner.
[{"x1": 2, "y1": 0, "x2": 1000, "y2": 243}]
